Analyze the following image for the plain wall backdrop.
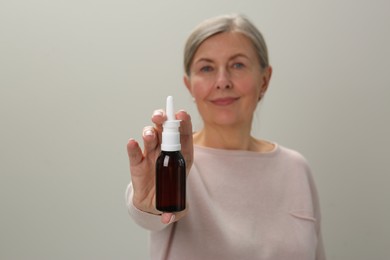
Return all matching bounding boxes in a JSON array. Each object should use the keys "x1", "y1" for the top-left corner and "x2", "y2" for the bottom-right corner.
[{"x1": 1, "y1": 0, "x2": 389, "y2": 259}]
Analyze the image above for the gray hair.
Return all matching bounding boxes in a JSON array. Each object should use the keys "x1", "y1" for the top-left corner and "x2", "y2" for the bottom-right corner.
[{"x1": 184, "y1": 14, "x2": 269, "y2": 76}]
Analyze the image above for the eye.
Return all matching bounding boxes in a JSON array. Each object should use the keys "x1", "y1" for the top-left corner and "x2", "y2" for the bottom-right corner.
[
  {"x1": 232, "y1": 62, "x2": 245, "y2": 69},
  {"x1": 200, "y1": 65, "x2": 214, "y2": 73}
]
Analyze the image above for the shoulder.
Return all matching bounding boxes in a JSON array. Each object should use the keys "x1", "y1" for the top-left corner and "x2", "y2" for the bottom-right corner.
[
  {"x1": 276, "y1": 145, "x2": 312, "y2": 173},
  {"x1": 278, "y1": 145, "x2": 308, "y2": 162}
]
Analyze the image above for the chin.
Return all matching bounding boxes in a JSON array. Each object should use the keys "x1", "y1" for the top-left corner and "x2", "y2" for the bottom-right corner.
[
  {"x1": 200, "y1": 108, "x2": 244, "y2": 126},
  {"x1": 211, "y1": 115, "x2": 242, "y2": 126}
]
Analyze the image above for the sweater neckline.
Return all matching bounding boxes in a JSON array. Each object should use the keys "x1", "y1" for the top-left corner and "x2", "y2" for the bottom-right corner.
[{"x1": 194, "y1": 142, "x2": 280, "y2": 158}]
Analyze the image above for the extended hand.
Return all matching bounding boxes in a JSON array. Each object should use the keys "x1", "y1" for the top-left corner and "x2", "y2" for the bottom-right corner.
[{"x1": 127, "y1": 109, "x2": 193, "y2": 223}]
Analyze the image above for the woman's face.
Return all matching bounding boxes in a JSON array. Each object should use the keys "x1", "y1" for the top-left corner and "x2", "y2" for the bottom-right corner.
[{"x1": 184, "y1": 32, "x2": 272, "y2": 129}]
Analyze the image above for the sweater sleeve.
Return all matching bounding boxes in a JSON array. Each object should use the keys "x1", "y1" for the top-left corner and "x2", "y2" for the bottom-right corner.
[
  {"x1": 297, "y1": 152, "x2": 326, "y2": 260},
  {"x1": 307, "y1": 168, "x2": 326, "y2": 260},
  {"x1": 314, "y1": 199, "x2": 326, "y2": 260},
  {"x1": 125, "y1": 183, "x2": 169, "y2": 232}
]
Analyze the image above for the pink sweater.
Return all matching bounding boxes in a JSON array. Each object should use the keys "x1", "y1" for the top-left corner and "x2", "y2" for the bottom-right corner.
[{"x1": 126, "y1": 144, "x2": 326, "y2": 260}]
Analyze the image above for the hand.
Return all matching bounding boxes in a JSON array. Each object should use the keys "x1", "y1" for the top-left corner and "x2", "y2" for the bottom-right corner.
[{"x1": 127, "y1": 109, "x2": 193, "y2": 224}]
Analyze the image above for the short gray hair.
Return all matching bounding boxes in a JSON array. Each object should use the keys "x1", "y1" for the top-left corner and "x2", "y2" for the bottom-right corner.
[{"x1": 184, "y1": 14, "x2": 269, "y2": 76}]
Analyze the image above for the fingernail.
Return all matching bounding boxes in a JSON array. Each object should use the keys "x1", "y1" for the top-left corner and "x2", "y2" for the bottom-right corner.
[
  {"x1": 144, "y1": 129, "x2": 154, "y2": 136},
  {"x1": 153, "y1": 110, "x2": 163, "y2": 117},
  {"x1": 168, "y1": 215, "x2": 175, "y2": 224}
]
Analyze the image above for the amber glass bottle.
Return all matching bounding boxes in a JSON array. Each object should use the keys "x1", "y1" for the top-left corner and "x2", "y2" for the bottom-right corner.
[{"x1": 156, "y1": 151, "x2": 186, "y2": 212}]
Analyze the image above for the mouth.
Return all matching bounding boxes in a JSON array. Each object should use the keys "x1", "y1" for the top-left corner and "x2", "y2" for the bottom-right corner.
[{"x1": 210, "y1": 97, "x2": 240, "y2": 106}]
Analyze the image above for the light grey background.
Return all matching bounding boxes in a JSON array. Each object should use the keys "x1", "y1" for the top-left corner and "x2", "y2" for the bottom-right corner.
[{"x1": 1, "y1": 0, "x2": 389, "y2": 259}]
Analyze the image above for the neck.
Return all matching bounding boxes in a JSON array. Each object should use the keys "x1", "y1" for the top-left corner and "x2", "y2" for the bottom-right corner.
[{"x1": 193, "y1": 125, "x2": 257, "y2": 151}]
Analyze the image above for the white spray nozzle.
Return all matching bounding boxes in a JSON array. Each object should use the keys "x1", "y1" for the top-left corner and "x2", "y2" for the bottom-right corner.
[
  {"x1": 161, "y1": 96, "x2": 181, "y2": 151},
  {"x1": 166, "y1": 96, "x2": 175, "y2": 121}
]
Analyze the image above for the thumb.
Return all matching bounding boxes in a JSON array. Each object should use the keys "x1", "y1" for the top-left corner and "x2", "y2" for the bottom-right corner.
[{"x1": 161, "y1": 213, "x2": 175, "y2": 224}]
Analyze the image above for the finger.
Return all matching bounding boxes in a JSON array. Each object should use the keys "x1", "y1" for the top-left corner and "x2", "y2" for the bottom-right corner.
[
  {"x1": 176, "y1": 110, "x2": 194, "y2": 170},
  {"x1": 151, "y1": 109, "x2": 166, "y2": 125},
  {"x1": 127, "y1": 138, "x2": 143, "y2": 167},
  {"x1": 161, "y1": 213, "x2": 175, "y2": 224},
  {"x1": 142, "y1": 126, "x2": 159, "y2": 155},
  {"x1": 161, "y1": 207, "x2": 188, "y2": 224},
  {"x1": 151, "y1": 109, "x2": 166, "y2": 144},
  {"x1": 176, "y1": 110, "x2": 193, "y2": 138}
]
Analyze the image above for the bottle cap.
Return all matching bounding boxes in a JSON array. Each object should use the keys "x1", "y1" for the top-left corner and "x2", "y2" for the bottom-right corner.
[{"x1": 161, "y1": 96, "x2": 181, "y2": 151}]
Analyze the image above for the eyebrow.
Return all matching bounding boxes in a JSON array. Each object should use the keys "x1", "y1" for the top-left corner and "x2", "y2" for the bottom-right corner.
[
  {"x1": 193, "y1": 58, "x2": 213, "y2": 64},
  {"x1": 194, "y1": 53, "x2": 250, "y2": 64},
  {"x1": 230, "y1": 53, "x2": 250, "y2": 60}
]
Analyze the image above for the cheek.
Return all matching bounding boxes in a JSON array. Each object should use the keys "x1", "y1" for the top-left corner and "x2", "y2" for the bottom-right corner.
[
  {"x1": 189, "y1": 77, "x2": 212, "y2": 98},
  {"x1": 237, "y1": 77, "x2": 262, "y2": 96}
]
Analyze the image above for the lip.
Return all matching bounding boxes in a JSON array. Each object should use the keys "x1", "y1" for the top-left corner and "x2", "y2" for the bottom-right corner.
[{"x1": 210, "y1": 97, "x2": 239, "y2": 106}]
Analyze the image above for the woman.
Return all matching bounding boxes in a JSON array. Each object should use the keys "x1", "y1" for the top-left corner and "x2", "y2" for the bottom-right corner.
[{"x1": 126, "y1": 14, "x2": 326, "y2": 260}]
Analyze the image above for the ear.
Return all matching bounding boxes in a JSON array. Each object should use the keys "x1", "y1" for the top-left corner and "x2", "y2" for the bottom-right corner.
[
  {"x1": 259, "y1": 66, "x2": 273, "y2": 99},
  {"x1": 183, "y1": 75, "x2": 192, "y2": 95}
]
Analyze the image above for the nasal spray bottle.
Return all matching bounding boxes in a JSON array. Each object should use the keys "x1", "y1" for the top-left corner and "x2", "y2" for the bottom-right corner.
[{"x1": 156, "y1": 96, "x2": 186, "y2": 212}]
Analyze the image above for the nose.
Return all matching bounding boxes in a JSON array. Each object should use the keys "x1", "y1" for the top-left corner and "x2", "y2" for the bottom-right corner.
[{"x1": 215, "y1": 69, "x2": 232, "y2": 90}]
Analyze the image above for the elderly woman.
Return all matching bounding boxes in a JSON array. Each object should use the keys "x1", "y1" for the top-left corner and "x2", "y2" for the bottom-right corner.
[{"x1": 126, "y1": 14, "x2": 325, "y2": 260}]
